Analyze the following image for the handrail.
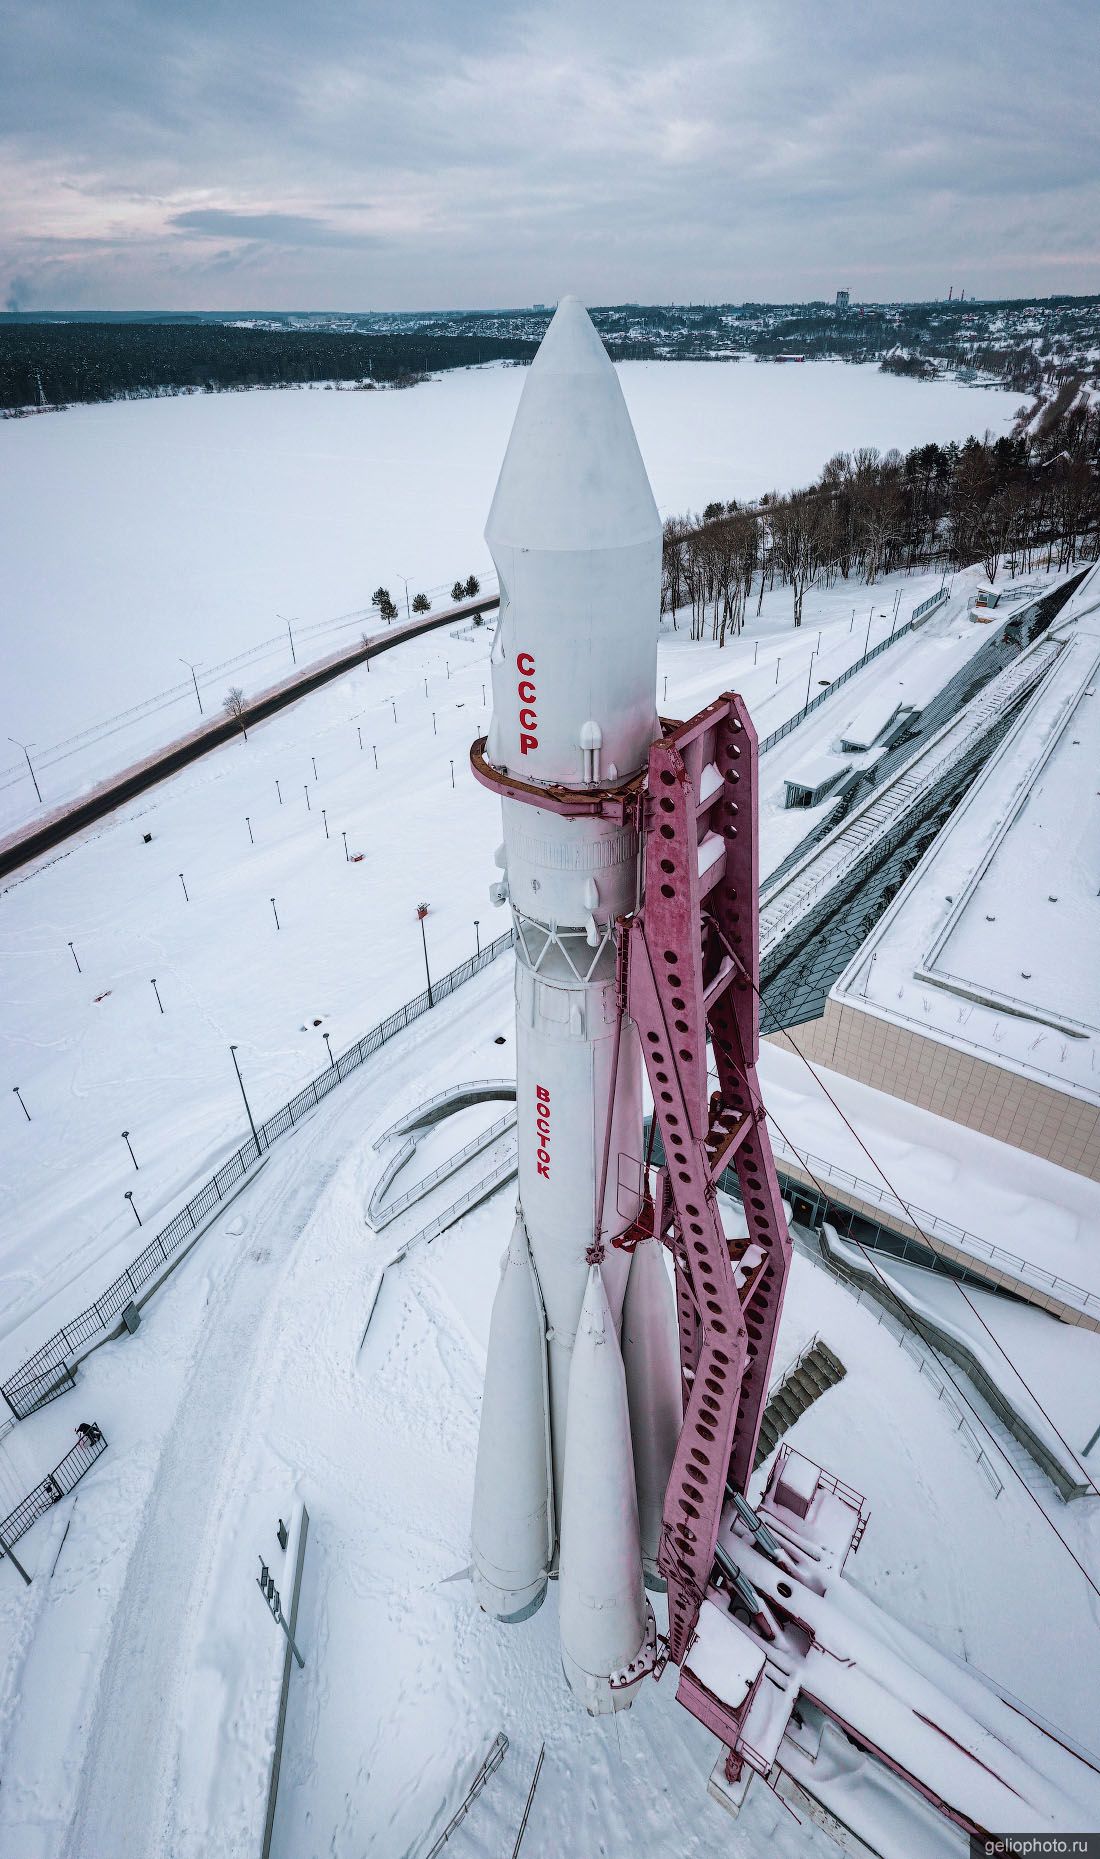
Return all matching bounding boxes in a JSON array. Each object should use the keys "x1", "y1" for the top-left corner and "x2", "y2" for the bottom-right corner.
[
  {"x1": 772, "y1": 1132, "x2": 1100, "y2": 1317},
  {"x1": 790, "y1": 1229, "x2": 1003, "y2": 1496},
  {"x1": 373, "y1": 1078, "x2": 516, "y2": 1150},
  {"x1": 376, "y1": 1110, "x2": 517, "y2": 1225},
  {"x1": 0, "y1": 1427, "x2": 108, "y2": 1555},
  {"x1": 397, "y1": 1146, "x2": 518, "y2": 1259}
]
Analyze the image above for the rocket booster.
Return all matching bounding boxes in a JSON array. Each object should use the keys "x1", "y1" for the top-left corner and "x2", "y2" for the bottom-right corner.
[{"x1": 470, "y1": 298, "x2": 679, "y2": 1713}]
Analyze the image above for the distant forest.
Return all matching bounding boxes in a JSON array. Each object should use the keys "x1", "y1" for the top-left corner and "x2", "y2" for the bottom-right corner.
[
  {"x1": 0, "y1": 322, "x2": 543, "y2": 412},
  {"x1": 662, "y1": 387, "x2": 1100, "y2": 637},
  {"x1": 3, "y1": 295, "x2": 1098, "y2": 412}
]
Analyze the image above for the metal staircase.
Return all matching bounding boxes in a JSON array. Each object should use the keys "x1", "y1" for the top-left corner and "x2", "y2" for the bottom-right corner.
[
  {"x1": 759, "y1": 633, "x2": 1063, "y2": 976},
  {"x1": 753, "y1": 1335, "x2": 847, "y2": 1469}
]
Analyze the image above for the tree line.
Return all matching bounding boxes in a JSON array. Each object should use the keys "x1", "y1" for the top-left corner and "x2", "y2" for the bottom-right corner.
[
  {"x1": 662, "y1": 391, "x2": 1100, "y2": 637},
  {"x1": 0, "y1": 322, "x2": 539, "y2": 412}
]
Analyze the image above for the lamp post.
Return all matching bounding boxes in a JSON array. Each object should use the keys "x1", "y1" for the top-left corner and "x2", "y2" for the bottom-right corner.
[
  {"x1": 8, "y1": 736, "x2": 41, "y2": 805},
  {"x1": 13, "y1": 1086, "x2": 30, "y2": 1123},
  {"x1": 417, "y1": 903, "x2": 434, "y2": 1007},
  {"x1": 342, "y1": 830, "x2": 349, "y2": 862},
  {"x1": 230, "y1": 1044, "x2": 260, "y2": 1150},
  {"x1": 68, "y1": 941, "x2": 81, "y2": 973},
  {"x1": 321, "y1": 807, "x2": 329, "y2": 840},
  {"x1": 398, "y1": 574, "x2": 411, "y2": 621},
  {"x1": 0, "y1": 1523, "x2": 31, "y2": 1585},
  {"x1": 323, "y1": 1031, "x2": 335, "y2": 1070},
  {"x1": 179, "y1": 657, "x2": 203, "y2": 715},
  {"x1": 474, "y1": 919, "x2": 480, "y2": 956},
  {"x1": 124, "y1": 1189, "x2": 142, "y2": 1227},
  {"x1": 277, "y1": 614, "x2": 297, "y2": 666},
  {"x1": 151, "y1": 978, "x2": 164, "y2": 1014},
  {"x1": 270, "y1": 897, "x2": 280, "y2": 930},
  {"x1": 122, "y1": 1130, "x2": 138, "y2": 1170}
]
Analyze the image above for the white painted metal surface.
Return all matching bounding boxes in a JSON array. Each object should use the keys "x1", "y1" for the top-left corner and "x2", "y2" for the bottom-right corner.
[
  {"x1": 621, "y1": 1237, "x2": 683, "y2": 1582},
  {"x1": 558, "y1": 1268, "x2": 652, "y2": 1713},
  {"x1": 470, "y1": 297, "x2": 661, "y2": 1707},
  {"x1": 470, "y1": 1212, "x2": 553, "y2": 1621}
]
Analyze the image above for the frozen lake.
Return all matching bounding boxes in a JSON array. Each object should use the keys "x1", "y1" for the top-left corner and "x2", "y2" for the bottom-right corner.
[{"x1": 1, "y1": 358, "x2": 1014, "y2": 769}]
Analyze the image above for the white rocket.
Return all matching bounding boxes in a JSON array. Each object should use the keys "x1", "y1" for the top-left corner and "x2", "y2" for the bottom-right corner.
[{"x1": 470, "y1": 298, "x2": 682, "y2": 1713}]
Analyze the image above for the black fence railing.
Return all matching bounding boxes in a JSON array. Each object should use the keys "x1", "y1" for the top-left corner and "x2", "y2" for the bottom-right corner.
[
  {"x1": 1, "y1": 929, "x2": 516, "y2": 1421},
  {"x1": 0, "y1": 1426, "x2": 107, "y2": 1555},
  {"x1": 757, "y1": 586, "x2": 948, "y2": 757}
]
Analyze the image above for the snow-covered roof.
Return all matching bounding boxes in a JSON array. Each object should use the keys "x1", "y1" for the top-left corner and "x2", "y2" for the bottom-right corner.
[
  {"x1": 784, "y1": 750, "x2": 849, "y2": 791},
  {"x1": 832, "y1": 568, "x2": 1100, "y2": 1104}
]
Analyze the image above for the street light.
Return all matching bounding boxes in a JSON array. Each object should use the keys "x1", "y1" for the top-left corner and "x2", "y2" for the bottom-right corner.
[
  {"x1": 277, "y1": 614, "x2": 298, "y2": 666},
  {"x1": 417, "y1": 903, "x2": 434, "y2": 1007},
  {"x1": 804, "y1": 649, "x2": 818, "y2": 710},
  {"x1": 124, "y1": 1189, "x2": 142, "y2": 1227},
  {"x1": 122, "y1": 1130, "x2": 138, "y2": 1170},
  {"x1": 398, "y1": 575, "x2": 411, "y2": 622},
  {"x1": 474, "y1": 919, "x2": 480, "y2": 956},
  {"x1": 230, "y1": 1044, "x2": 260, "y2": 1150},
  {"x1": 323, "y1": 1031, "x2": 335, "y2": 1070},
  {"x1": 8, "y1": 736, "x2": 41, "y2": 805},
  {"x1": 179, "y1": 657, "x2": 204, "y2": 715}
]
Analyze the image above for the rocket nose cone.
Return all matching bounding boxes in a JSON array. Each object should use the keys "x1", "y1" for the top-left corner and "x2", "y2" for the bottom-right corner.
[
  {"x1": 485, "y1": 296, "x2": 659, "y2": 555},
  {"x1": 527, "y1": 296, "x2": 615, "y2": 381}
]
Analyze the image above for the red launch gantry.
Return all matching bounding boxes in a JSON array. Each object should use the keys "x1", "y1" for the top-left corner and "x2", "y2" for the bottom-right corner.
[
  {"x1": 468, "y1": 299, "x2": 1100, "y2": 1847},
  {"x1": 622, "y1": 692, "x2": 792, "y2": 1666},
  {"x1": 617, "y1": 694, "x2": 1099, "y2": 1844}
]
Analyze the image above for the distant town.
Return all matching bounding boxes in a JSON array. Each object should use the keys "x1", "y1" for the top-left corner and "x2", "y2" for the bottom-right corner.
[{"x1": 2, "y1": 292, "x2": 1097, "y2": 414}]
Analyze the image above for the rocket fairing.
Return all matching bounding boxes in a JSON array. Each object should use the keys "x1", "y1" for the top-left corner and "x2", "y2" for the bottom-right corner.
[{"x1": 470, "y1": 297, "x2": 678, "y2": 1714}]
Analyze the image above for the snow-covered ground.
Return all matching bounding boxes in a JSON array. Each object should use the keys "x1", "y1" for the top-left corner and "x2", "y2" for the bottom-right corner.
[
  {"x1": 0, "y1": 559, "x2": 1022, "y2": 1378},
  {"x1": 3, "y1": 962, "x2": 1098, "y2": 1859},
  {"x1": 4, "y1": 363, "x2": 1096, "y2": 1857},
  {"x1": 0, "y1": 359, "x2": 1015, "y2": 819}
]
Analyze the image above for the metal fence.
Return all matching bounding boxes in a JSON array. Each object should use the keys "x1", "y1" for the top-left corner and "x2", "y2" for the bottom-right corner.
[
  {"x1": 1, "y1": 929, "x2": 517, "y2": 1421},
  {"x1": 758, "y1": 588, "x2": 948, "y2": 758},
  {"x1": 423, "y1": 1733, "x2": 509, "y2": 1859},
  {"x1": 772, "y1": 1135, "x2": 1100, "y2": 1321},
  {"x1": 375, "y1": 1110, "x2": 517, "y2": 1227},
  {"x1": 0, "y1": 1427, "x2": 108, "y2": 1553},
  {"x1": 797, "y1": 1236, "x2": 1004, "y2": 1496}
]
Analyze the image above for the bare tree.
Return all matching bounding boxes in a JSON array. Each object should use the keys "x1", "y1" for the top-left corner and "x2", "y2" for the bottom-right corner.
[
  {"x1": 223, "y1": 686, "x2": 248, "y2": 740},
  {"x1": 770, "y1": 492, "x2": 824, "y2": 627}
]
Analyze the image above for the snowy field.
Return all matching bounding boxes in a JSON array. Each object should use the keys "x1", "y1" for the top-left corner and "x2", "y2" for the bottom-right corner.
[
  {"x1": 0, "y1": 359, "x2": 1016, "y2": 816},
  {"x1": 0, "y1": 561, "x2": 1010, "y2": 1374},
  {"x1": 2, "y1": 958, "x2": 1098, "y2": 1859},
  {"x1": 5, "y1": 363, "x2": 1098, "y2": 1857}
]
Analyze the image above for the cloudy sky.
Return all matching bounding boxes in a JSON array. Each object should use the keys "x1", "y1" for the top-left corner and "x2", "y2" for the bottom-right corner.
[{"x1": 2, "y1": 0, "x2": 1097, "y2": 311}]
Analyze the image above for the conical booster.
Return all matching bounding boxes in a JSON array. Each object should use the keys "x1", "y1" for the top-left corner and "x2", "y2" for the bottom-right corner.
[
  {"x1": 470, "y1": 1209, "x2": 553, "y2": 1621},
  {"x1": 558, "y1": 1267, "x2": 652, "y2": 1714},
  {"x1": 621, "y1": 1236, "x2": 682, "y2": 1587}
]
